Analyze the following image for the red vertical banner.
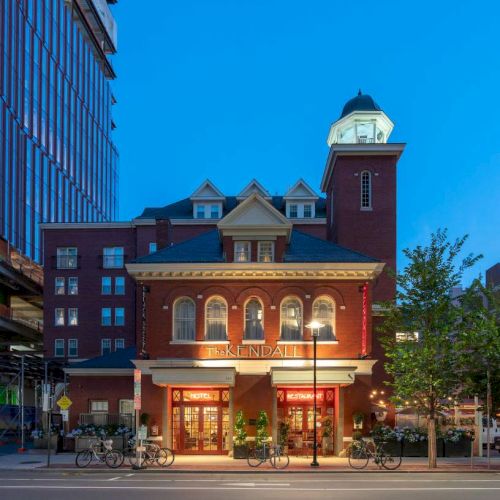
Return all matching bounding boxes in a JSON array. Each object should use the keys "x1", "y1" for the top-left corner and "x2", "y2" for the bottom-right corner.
[
  {"x1": 134, "y1": 369, "x2": 141, "y2": 410},
  {"x1": 361, "y1": 283, "x2": 368, "y2": 356}
]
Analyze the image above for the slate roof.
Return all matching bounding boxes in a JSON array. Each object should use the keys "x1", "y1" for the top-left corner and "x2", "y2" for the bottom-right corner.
[
  {"x1": 340, "y1": 92, "x2": 382, "y2": 119},
  {"x1": 138, "y1": 196, "x2": 327, "y2": 220},
  {"x1": 133, "y1": 229, "x2": 378, "y2": 264},
  {"x1": 69, "y1": 347, "x2": 136, "y2": 369}
]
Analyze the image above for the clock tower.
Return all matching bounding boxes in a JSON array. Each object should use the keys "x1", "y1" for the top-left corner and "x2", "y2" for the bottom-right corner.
[{"x1": 321, "y1": 91, "x2": 405, "y2": 302}]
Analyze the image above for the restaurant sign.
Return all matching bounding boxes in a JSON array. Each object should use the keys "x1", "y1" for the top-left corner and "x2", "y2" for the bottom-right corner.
[
  {"x1": 207, "y1": 344, "x2": 298, "y2": 358},
  {"x1": 286, "y1": 391, "x2": 324, "y2": 402}
]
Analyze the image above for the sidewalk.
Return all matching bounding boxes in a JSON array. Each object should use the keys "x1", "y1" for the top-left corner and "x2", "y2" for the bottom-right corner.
[{"x1": 0, "y1": 452, "x2": 499, "y2": 472}]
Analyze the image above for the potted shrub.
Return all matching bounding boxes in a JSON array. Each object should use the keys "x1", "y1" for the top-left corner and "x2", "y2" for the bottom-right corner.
[
  {"x1": 321, "y1": 418, "x2": 333, "y2": 456},
  {"x1": 443, "y1": 428, "x2": 473, "y2": 457},
  {"x1": 370, "y1": 425, "x2": 403, "y2": 457},
  {"x1": 279, "y1": 420, "x2": 290, "y2": 453},
  {"x1": 256, "y1": 410, "x2": 270, "y2": 456},
  {"x1": 233, "y1": 410, "x2": 248, "y2": 459},
  {"x1": 402, "y1": 427, "x2": 432, "y2": 457},
  {"x1": 353, "y1": 411, "x2": 365, "y2": 430}
]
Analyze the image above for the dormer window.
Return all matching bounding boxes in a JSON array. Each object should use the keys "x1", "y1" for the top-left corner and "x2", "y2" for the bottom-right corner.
[
  {"x1": 258, "y1": 241, "x2": 274, "y2": 263},
  {"x1": 303, "y1": 204, "x2": 312, "y2": 218},
  {"x1": 234, "y1": 241, "x2": 250, "y2": 262},
  {"x1": 289, "y1": 204, "x2": 298, "y2": 218},
  {"x1": 196, "y1": 204, "x2": 205, "y2": 219},
  {"x1": 210, "y1": 204, "x2": 220, "y2": 218}
]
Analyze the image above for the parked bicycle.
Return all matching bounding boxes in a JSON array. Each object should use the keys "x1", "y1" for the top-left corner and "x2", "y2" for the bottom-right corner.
[
  {"x1": 247, "y1": 442, "x2": 289, "y2": 469},
  {"x1": 75, "y1": 438, "x2": 124, "y2": 468},
  {"x1": 348, "y1": 439, "x2": 402, "y2": 470},
  {"x1": 124, "y1": 438, "x2": 175, "y2": 467}
]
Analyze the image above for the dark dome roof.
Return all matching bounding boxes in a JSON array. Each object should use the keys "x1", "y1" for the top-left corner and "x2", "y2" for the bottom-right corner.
[{"x1": 340, "y1": 91, "x2": 382, "y2": 119}]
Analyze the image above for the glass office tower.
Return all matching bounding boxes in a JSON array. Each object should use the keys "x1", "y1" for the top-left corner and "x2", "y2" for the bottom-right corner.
[{"x1": 0, "y1": 0, "x2": 118, "y2": 261}]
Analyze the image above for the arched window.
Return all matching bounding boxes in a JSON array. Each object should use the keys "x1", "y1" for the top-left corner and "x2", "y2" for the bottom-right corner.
[
  {"x1": 361, "y1": 170, "x2": 372, "y2": 209},
  {"x1": 245, "y1": 299, "x2": 264, "y2": 340},
  {"x1": 205, "y1": 297, "x2": 227, "y2": 340},
  {"x1": 312, "y1": 297, "x2": 335, "y2": 340},
  {"x1": 173, "y1": 297, "x2": 196, "y2": 341},
  {"x1": 280, "y1": 297, "x2": 302, "y2": 340}
]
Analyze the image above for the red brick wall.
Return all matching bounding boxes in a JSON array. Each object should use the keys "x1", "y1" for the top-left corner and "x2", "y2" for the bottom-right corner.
[{"x1": 326, "y1": 155, "x2": 398, "y2": 302}]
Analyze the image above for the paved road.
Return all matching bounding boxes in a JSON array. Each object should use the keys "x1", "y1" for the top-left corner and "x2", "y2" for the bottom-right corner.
[{"x1": 0, "y1": 470, "x2": 500, "y2": 499}]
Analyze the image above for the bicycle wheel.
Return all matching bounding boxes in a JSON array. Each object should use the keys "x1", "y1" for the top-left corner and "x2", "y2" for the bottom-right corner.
[
  {"x1": 105, "y1": 449, "x2": 124, "y2": 468},
  {"x1": 157, "y1": 448, "x2": 175, "y2": 467},
  {"x1": 270, "y1": 452, "x2": 289, "y2": 469},
  {"x1": 75, "y1": 450, "x2": 93, "y2": 468},
  {"x1": 247, "y1": 448, "x2": 264, "y2": 467},
  {"x1": 127, "y1": 450, "x2": 146, "y2": 467},
  {"x1": 348, "y1": 442, "x2": 369, "y2": 470},
  {"x1": 381, "y1": 451, "x2": 402, "y2": 470}
]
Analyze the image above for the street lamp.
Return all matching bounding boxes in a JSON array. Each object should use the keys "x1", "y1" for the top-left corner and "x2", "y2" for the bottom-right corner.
[{"x1": 306, "y1": 320, "x2": 324, "y2": 468}]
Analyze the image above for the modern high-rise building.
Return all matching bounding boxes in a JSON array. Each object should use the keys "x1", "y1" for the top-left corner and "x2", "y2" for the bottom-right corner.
[{"x1": 0, "y1": 0, "x2": 119, "y2": 263}]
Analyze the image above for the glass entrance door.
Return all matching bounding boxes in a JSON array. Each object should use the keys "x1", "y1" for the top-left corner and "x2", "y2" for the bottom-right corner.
[
  {"x1": 181, "y1": 406, "x2": 222, "y2": 453},
  {"x1": 183, "y1": 406, "x2": 201, "y2": 452},
  {"x1": 202, "y1": 406, "x2": 219, "y2": 452},
  {"x1": 286, "y1": 405, "x2": 322, "y2": 455}
]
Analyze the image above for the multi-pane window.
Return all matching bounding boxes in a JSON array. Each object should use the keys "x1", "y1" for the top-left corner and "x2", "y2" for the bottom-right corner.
[
  {"x1": 206, "y1": 297, "x2": 227, "y2": 340},
  {"x1": 68, "y1": 277, "x2": 78, "y2": 295},
  {"x1": 101, "y1": 308, "x2": 112, "y2": 326},
  {"x1": 68, "y1": 339, "x2": 78, "y2": 357},
  {"x1": 101, "y1": 277, "x2": 112, "y2": 294},
  {"x1": 56, "y1": 247, "x2": 77, "y2": 268},
  {"x1": 115, "y1": 308, "x2": 125, "y2": 326},
  {"x1": 245, "y1": 299, "x2": 264, "y2": 340},
  {"x1": 103, "y1": 247, "x2": 124, "y2": 268},
  {"x1": 361, "y1": 171, "x2": 372, "y2": 209},
  {"x1": 115, "y1": 277, "x2": 125, "y2": 295},
  {"x1": 54, "y1": 339, "x2": 64, "y2": 357},
  {"x1": 303, "y1": 204, "x2": 312, "y2": 218},
  {"x1": 55, "y1": 277, "x2": 65, "y2": 295},
  {"x1": 196, "y1": 204, "x2": 205, "y2": 219},
  {"x1": 174, "y1": 297, "x2": 196, "y2": 341},
  {"x1": 119, "y1": 399, "x2": 134, "y2": 415},
  {"x1": 68, "y1": 308, "x2": 78, "y2": 326},
  {"x1": 210, "y1": 204, "x2": 220, "y2": 218},
  {"x1": 289, "y1": 204, "x2": 298, "y2": 218},
  {"x1": 234, "y1": 241, "x2": 251, "y2": 262},
  {"x1": 55, "y1": 308, "x2": 65, "y2": 326},
  {"x1": 101, "y1": 339, "x2": 112, "y2": 356},
  {"x1": 258, "y1": 241, "x2": 274, "y2": 263},
  {"x1": 115, "y1": 339, "x2": 125, "y2": 350},
  {"x1": 149, "y1": 242, "x2": 157, "y2": 254},
  {"x1": 280, "y1": 298, "x2": 302, "y2": 340},
  {"x1": 312, "y1": 297, "x2": 335, "y2": 340},
  {"x1": 90, "y1": 400, "x2": 109, "y2": 413}
]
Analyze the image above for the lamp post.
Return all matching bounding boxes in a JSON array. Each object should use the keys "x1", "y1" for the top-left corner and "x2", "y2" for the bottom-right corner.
[{"x1": 306, "y1": 320, "x2": 324, "y2": 468}]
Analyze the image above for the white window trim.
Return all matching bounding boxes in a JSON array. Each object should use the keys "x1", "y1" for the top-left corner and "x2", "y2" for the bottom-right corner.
[
  {"x1": 115, "y1": 338, "x2": 125, "y2": 350},
  {"x1": 68, "y1": 277, "x2": 78, "y2": 295},
  {"x1": 114, "y1": 276, "x2": 125, "y2": 295},
  {"x1": 286, "y1": 202, "x2": 316, "y2": 219},
  {"x1": 101, "y1": 339, "x2": 112, "y2": 355},
  {"x1": 115, "y1": 307, "x2": 125, "y2": 326},
  {"x1": 257, "y1": 241, "x2": 274, "y2": 263},
  {"x1": 101, "y1": 307, "x2": 112, "y2": 326},
  {"x1": 234, "y1": 241, "x2": 251, "y2": 262},
  {"x1": 55, "y1": 308, "x2": 65, "y2": 326},
  {"x1": 172, "y1": 297, "x2": 196, "y2": 341},
  {"x1": 68, "y1": 308, "x2": 78, "y2": 326},
  {"x1": 204, "y1": 296, "x2": 228, "y2": 341},
  {"x1": 360, "y1": 170, "x2": 373, "y2": 210},
  {"x1": 54, "y1": 339, "x2": 64, "y2": 357},
  {"x1": 55, "y1": 277, "x2": 65, "y2": 295},
  {"x1": 193, "y1": 202, "x2": 222, "y2": 219},
  {"x1": 90, "y1": 400, "x2": 109, "y2": 413},
  {"x1": 243, "y1": 297, "x2": 265, "y2": 340},
  {"x1": 68, "y1": 338, "x2": 78, "y2": 357}
]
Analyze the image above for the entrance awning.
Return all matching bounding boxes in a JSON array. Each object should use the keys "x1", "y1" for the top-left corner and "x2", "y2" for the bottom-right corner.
[
  {"x1": 271, "y1": 367, "x2": 356, "y2": 386},
  {"x1": 151, "y1": 367, "x2": 236, "y2": 387}
]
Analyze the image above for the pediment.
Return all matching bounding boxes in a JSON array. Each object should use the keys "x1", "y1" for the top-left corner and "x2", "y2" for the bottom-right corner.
[
  {"x1": 190, "y1": 179, "x2": 225, "y2": 200},
  {"x1": 284, "y1": 179, "x2": 318, "y2": 199},
  {"x1": 218, "y1": 194, "x2": 291, "y2": 238},
  {"x1": 236, "y1": 179, "x2": 271, "y2": 200}
]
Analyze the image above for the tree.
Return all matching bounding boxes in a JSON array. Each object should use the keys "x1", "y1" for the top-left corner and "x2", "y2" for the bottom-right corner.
[
  {"x1": 234, "y1": 410, "x2": 248, "y2": 446},
  {"x1": 456, "y1": 278, "x2": 500, "y2": 466},
  {"x1": 255, "y1": 410, "x2": 269, "y2": 447},
  {"x1": 379, "y1": 229, "x2": 481, "y2": 468}
]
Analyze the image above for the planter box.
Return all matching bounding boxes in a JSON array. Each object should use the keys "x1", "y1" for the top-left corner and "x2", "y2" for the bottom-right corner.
[
  {"x1": 376, "y1": 440, "x2": 402, "y2": 457},
  {"x1": 75, "y1": 435, "x2": 126, "y2": 452},
  {"x1": 33, "y1": 436, "x2": 58, "y2": 450},
  {"x1": 63, "y1": 437, "x2": 75, "y2": 452},
  {"x1": 233, "y1": 444, "x2": 248, "y2": 459},
  {"x1": 403, "y1": 439, "x2": 444, "y2": 457},
  {"x1": 444, "y1": 438, "x2": 472, "y2": 457}
]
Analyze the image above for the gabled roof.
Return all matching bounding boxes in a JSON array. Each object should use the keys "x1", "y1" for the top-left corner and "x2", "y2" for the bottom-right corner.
[
  {"x1": 237, "y1": 179, "x2": 271, "y2": 200},
  {"x1": 131, "y1": 228, "x2": 378, "y2": 265},
  {"x1": 217, "y1": 193, "x2": 292, "y2": 240},
  {"x1": 68, "y1": 347, "x2": 136, "y2": 369},
  {"x1": 190, "y1": 179, "x2": 225, "y2": 200},
  {"x1": 284, "y1": 179, "x2": 319, "y2": 200}
]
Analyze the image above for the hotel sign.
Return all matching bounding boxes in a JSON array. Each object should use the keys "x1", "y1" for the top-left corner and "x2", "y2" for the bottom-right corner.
[{"x1": 207, "y1": 344, "x2": 299, "y2": 358}]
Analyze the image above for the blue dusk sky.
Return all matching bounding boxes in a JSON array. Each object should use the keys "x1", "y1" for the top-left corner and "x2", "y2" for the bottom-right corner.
[{"x1": 112, "y1": 0, "x2": 499, "y2": 285}]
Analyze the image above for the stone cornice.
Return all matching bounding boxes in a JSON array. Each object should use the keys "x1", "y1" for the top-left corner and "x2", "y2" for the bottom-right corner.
[{"x1": 125, "y1": 262, "x2": 385, "y2": 281}]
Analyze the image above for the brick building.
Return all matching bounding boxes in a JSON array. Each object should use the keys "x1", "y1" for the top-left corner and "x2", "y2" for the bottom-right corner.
[{"x1": 43, "y1": 92, "x2": 405, "y2": 455}]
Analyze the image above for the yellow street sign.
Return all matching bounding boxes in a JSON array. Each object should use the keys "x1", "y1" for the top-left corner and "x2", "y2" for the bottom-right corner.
[{"x1": 57, "y1": 395, "x2": 73, "y2": 410}]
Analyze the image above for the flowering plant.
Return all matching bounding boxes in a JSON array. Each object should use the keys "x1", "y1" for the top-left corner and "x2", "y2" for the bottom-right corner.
[
  {"x1": 67, "y1": 424, "x2": 131, "y2": 438},
  {"x1": 402, "y1": 427, "x2": 428, "y2": 443},
  {"x1": 444, "y1": 427, "x2": 474, "y2": 443},
  {"x1": 370, "y1": 425, "x2": 404, "y2": 442}
]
